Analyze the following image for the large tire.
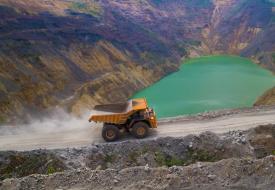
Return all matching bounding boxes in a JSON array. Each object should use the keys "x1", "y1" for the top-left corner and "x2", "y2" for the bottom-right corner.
[
  {"x1": 102, "y1": 124, "x2": 120, "y2": 142},
  {"x1": 131, "y1": 121, "x2": 149, "y2": 139}
]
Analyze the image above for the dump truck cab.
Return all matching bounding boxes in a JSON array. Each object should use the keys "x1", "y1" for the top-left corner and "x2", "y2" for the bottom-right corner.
[{"x1": 89, "y1": 98, "x2": 157, "y2": 142}]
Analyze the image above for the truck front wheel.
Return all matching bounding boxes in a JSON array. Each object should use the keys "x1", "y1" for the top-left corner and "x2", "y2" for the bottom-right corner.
[
  {"x1": 102, "y1": 124, "x2": 119, "y2": 142},
  {"x1": 131, "y1": 122, "x2": 149, "y2": 139}
]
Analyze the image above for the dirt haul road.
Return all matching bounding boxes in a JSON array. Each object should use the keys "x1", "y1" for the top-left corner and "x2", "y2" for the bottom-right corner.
[{"x1": 0, "y1": 108, "x2": 275, "y2": 151}]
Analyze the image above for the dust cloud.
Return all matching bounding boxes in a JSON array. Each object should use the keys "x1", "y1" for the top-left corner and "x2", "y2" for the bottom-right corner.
[
  {"x1": 0, "y1": 109, "x2": 104, "y2": 150},
  {"x1": 0, "y1": 109, "x2": 95, "y2": 135}
]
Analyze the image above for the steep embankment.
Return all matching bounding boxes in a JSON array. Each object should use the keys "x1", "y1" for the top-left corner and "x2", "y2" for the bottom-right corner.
[
  {"x1": 0, "y1": 0, "x2": 275, "y2": 122},
  {"x1": 2, "y1": 157, "x2": 275, "y2": 190},
  {"x1": 0, "y1": 0, "x2": 181, "y2": 122},
  {"x1": 1, "y1": 124, "x2": 275, "y2": 189}
]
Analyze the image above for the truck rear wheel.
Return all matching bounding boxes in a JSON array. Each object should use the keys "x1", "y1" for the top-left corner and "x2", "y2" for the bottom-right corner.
[
  {"x1": 131, "y1": 122, "x2": 149, "y2": 139},
  {"x1": 102, "y1": 124, "x2": 119, "y2": 142}
]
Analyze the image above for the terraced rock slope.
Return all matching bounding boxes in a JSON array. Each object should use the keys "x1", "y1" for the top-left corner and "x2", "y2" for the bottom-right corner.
[{"x1": 0, "y1": 0, "x2": 275, "y2": 122}]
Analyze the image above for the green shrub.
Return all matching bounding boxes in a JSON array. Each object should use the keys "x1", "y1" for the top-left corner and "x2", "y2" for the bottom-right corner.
[
  {"x1": 186, "y1": 149, "x2": 218, "y2": 163},
  {"x1": 155, "y1": 152, "x2": 184, "y2": 167},
  {"x1": 0, "y1": 82, "x2": 6, "y2": 92},
  {"x1": 272, "y1": 53, "x2": 275, "y2": 62},
  {"x1": 47, "y1": 166, "x2": 56, "y2": 174},
  {"x1": 0, "y1": 154, "x2": 65, "y2": 180},
  {"x1": 155, "y1": 152, "x2": 166, "y2": 166},
  {"x1": 128, "y1": 151, "x2": 139, "y2": 163},
  {"x1": 154, "y1": 149, "x2": 218, "y2": 168},
  {"x1": 70, "y1": 1, "x2": 102, "y2": 17},
  {"x1": 166, "y1": 157, "x2": 184, "y2": 167},
  {"x1": 0, "y1": 116, "x2": 5, "y2": 124},
  {"x1": 141, "y1": 145, "x2": 150, "y2": 154},
  {"x1": 104, "y1": 154, "x2": 116, "y2": 163}
]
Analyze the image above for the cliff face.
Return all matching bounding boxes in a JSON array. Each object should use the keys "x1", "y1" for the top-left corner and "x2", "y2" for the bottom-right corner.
[
  {"x1": 199, "y1": 0, "x2": 275, "y2": 67},
  {"x1": 0, "y1": 0, "x2": 181, "y2": 121},
  {"x1": 0, "y1": 0, "x2": 274, "y2": 122}
]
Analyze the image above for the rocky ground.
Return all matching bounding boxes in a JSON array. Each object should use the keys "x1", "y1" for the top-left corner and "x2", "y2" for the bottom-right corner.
[
  {"x1": 2, "y1": 156, "x2": 275, "y2": 190},
  {"x1": 1, "y1": 124, "x2": 275, "y2": 189}
]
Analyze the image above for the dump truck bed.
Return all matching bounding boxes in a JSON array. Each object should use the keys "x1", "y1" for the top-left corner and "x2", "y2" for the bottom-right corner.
[
  {"x1": 93, "y1": 101, "x2": 131, "y2": 114},
  {"x1": 89, "y1": 98, "x2": 148, "y2": 124}
]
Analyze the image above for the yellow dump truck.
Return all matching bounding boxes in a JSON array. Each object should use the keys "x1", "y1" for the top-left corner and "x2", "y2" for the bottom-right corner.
[{"x1": 89, "y1": 98, "x2": 157, "y2": 142}]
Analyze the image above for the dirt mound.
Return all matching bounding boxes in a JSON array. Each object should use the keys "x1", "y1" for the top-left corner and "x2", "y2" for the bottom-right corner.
[
  {"x1": 0, "y1": 124, "x2": 275, "y2": 189},
  {"x1": 2, "y1": 156, "x2": 275, "y2": 190},
  {"x1": 0, "y1": 151, "x2": 66, "y2": 180},
  {"x1": 0, "y1": 131, "x2": 252, "y2": 179},
  {"x1": 248, "y1": 124, "x2": 275, "y2": 158}
]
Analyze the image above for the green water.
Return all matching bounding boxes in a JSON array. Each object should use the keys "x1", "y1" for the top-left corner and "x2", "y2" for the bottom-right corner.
[{"x1": 133, "y1": 55, "x2": 275, "y2": 118}]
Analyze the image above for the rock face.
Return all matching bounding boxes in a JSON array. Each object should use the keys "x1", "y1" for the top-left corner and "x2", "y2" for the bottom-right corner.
[
  {"x1": 0, "y1": 0, "x2": 275, "y2": 121},
  {"x1": 2, "y1": 156, "x2": 275, "y2": 190}
]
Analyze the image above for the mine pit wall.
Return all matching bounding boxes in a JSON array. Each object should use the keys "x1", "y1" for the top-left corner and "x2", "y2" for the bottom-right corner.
[{"x1": 0, "y1": 0, "x2": 275, "y2": 122}]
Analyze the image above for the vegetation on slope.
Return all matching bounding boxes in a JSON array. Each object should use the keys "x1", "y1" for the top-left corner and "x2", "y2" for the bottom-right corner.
[
  {"x1": 0, "y1": 152, "x2": 66, "y2": 180},
  {"x1": 69, "y1": 1, "x2": 103, "y2": 17},
  {"x1": 0, "y1": 0, "x2": 275, "y2": 121},
  {"x1": 151, "y1": 0, "x2": 212, "y2": 8},
  {"x1": 272, "y1": 53, "x2": 275, "y2": 62}
]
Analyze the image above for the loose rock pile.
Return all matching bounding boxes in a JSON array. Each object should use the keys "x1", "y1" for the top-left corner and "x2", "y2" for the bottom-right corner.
[
  {"x1": 1, "y1": 124, "x2": 275, "y2": 190},
  {"x1": 2, "y1": 156, "x2": 275, "y2": 190}
]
